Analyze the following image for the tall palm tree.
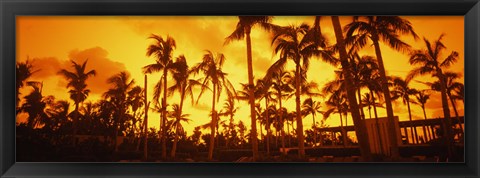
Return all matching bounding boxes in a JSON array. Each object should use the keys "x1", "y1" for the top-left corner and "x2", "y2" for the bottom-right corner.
[
  {"x1": 167, "y1": 104, "x2": 191, "y2": 158},
  {"x1": 345, "y1": 16, "x2": 418, "y2": 158},
  {"x1": 104, "y1": 71, "x2": 135, "y2": 151},
  {"x1": 16, "y1": 60, "x2": 40, "y2": 110},
  {"x1": 331, "y1": 16, "x2": 372, "y2": 160},
  {"x1": 408, "y1": 34, "x2": 458, "y2": 158},
  {"x1": 390, "y1": 76, "x2": 419, "y2": 144},
  {"x1": 143, "y1": 34, "x2": 176, "y2": 159},
  {"x1": 271, "y1": 23, "x2": 332, "y2": 157},
  {"x1": 191, "y1": 50, "x2": 235, "y2": 161},
  {"x1": 411, "y1": 89, "x2": 432, "y2": 142},
  {"x1": 301, "y1": 98, "x2": 322, "y2": 146},
  {"x1": 58, "y1": 60, "x2": 96, "y2": 144},
  {"x1": 225, "y1": 16, "x2": 275, "y2": 160}
]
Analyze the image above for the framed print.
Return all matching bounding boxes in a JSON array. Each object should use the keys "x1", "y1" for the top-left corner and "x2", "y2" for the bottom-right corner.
[{"x1": 1, "y1": 0, "x2": 480, "y2": 177}]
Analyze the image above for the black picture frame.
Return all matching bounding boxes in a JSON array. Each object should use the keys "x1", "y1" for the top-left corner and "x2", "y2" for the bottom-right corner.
[{"x1": 1, "y1": 0, "x2": 479, "y2": 177}]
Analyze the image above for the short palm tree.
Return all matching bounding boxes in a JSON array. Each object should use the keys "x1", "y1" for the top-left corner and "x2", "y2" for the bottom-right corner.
[
  {"x1": 345, "y1": 16, "x2": 418, "y2": 158},
  {"x1": 390, "y1": 76, "x2": 419, "y2": 144},
  {"x1": 58, "y1": 60, "x2": 96, "y2": 144},
  {"x1": 19, "y1": 83, "x2": 47, "y2": 129},
  {"x1": 411, "y1": 89, "x2": 432, "y2": 142},
  {"x1": 301, "y1": 98, "x2": 322, "y2": 146},
  {"x1": 167, "y1": 104, "x2": 191, "y2": 158},
  {"x1": 266, "y1": 69, "x2": 294, "y2": 153},
  {"x1": 218, "y1": 95, "x2": 238, "y2": 149},
  {"x1": 104, "y1": 71, "x2": 135, "y2": 151},
  {"x1": 143, "y1": 34, "x2": 177, "y2": 159},
  {"x1": 191, "y1": 50, "x2": 236, "y2": 161},
  {"x1": 427, "y1": 71, "x2": 464, "y2": 133}
]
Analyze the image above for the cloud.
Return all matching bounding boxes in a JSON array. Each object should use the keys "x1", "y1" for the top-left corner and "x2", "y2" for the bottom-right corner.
[
  {"x1": 192, "y1": 102, "x2": 211, "y2": 112},
  {"x1": 63, "y1": 47, "x2": 127, "y2": 94},
  {"x1": 29, "y1": 57, "x2": 63, "y2": 80}
]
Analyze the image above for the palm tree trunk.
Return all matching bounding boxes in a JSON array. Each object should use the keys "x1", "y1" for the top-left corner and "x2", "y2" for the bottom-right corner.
[
  {"x1": 73, "y1": 102, "x2": 79, "y2": 146},
  {"x1": 437, "y1": 70, "x2": 455, "y2": 159},
  {"x1": 371, "y1": 35, "x2": 400, "y2": 159},
  {"x1": 208, "y1": 85, "x2": 217, "y2": 161},
  {"x1": 287, "y1": 117, "x2": 291, "y2": 147},
  {"x1": 448, "y1": 93, "x2": 463, "y2": 133},
  {"x1": 279, "y1": 92, "x2": 286, "y2": 155},
  {"x1": 143, "y1": 75, "x2": 148, "y2": 160},
  {"x1": 339, "y1": 112, "x2": 345, "y2": 146},
  {"x1": 371, "y1": 90, "x2": 384, "y2": 154},
  {"x1": 343, "y1": 113, "x2": 348, "y2": 146},
  {"x1": 332, "y1": 16, "x2": 372, "y2": 160},
  {"x1": 161, "y1": 70, "x2": 168, "y2": 159},
  {"x1": 422, "y1": 106, "x2": 433, "y2": 141},
  {"x1": 171, "y1": 91, "x2": 186, "y2": 158},
  {"x1": 295, "y1": 63, "x2": 305, "y2": 158},
  {"x1": 259, "y1": 121, "x2": 263, "y2": 145},
  {"x1": 312, "y1": 115, "x2": 316, "y2": 146},
  {"x1": 265, "y1": 99, "x2": 270, "y2": 155},
  {"x1": 357, "y1": 87, "x2": 366, "y2": 120},
  {"x1": 406, "y1": 100, "x2": 418, "y2": 144},
  {"x1": 245, "y1": 28, "x2": 259, "y2": 161},
  {"x1": 171, "y1": 123, "x2": 179, "y2": 158}
]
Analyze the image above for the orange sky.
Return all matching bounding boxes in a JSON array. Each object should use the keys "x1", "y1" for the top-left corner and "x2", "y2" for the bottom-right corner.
[{"x1": 16, "y1": 16, "x2": 464, "y2": 137}]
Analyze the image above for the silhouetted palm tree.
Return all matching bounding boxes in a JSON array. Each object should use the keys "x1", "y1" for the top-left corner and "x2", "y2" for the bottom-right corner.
[
  {"x1": 218, "y1": 95, "x2": 238, "y2": 149},
  {"x1": 45, "y1": 100, "x2": 70, "y2": 133},
  {"x1": 301, "y1": 98, "x2": 322, "y2": 146},
  {"x1": 104, "y1": 71, "x2": 135, "y2": 151},
  {"x1": 16, "y1": 60, "x2": 40, "y2": 111},
  {"x1": 331, "y1": 16, "x2": 372, "y2": 160},
  {"x1": 58, "y1": 60, "x2": 96, "y2": 144},
  {"x1": 390, "y1": 76, "x2": 419, "y2": 144},
  {"x1": 167, "y1": 104, "x2": 191, "y2": 158},
  {"x1": 167, "y1": 55, "x2": 203, "y2": 157},
  {"x1": 266, "y1": 69, "x2": 294, "y2": 153},
  {"x1": 126, "y1": 86, "x2": 144, "y2": 140},
  {"x1": 345, "y1": 16, "x2": 418, "y2": 158},
  {"x1": 411, "y1": 89, "x2": 432, "y2": 141},
  {"x1": 191, "y1": 50, "x2": 235, "y2": 161},
  {"x1": 255, "y1": 79, "x2": 276, "y2": 155},
  {"x1": 323, "y1": 87, "x2": 349, "y2": 146},
  {"x1": 408, "y1": 34, "x2": 458, "y2": 158},
  {"x1": 143, "y1": 34, "x2": 177, "y2": 159},
  {"x1": 427, "y1": 71, "x2": 464, "y2": 133},
  {"x1": 452, "y1": 84, "x2": 464, "y2": 104},
  {"x1": 20, "y1": 82, "x2": 47, "y2": 129}
]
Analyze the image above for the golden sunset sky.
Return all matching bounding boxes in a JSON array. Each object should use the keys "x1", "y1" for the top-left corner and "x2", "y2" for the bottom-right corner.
[{"x1": 16, "y1": 16, "x2": 464, "y2": 137}]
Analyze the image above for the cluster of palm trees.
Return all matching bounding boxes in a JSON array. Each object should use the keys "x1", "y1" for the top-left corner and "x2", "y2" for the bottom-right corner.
[{"x1": 16, "y1": 16, "x2": 464, "y2": 162}]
